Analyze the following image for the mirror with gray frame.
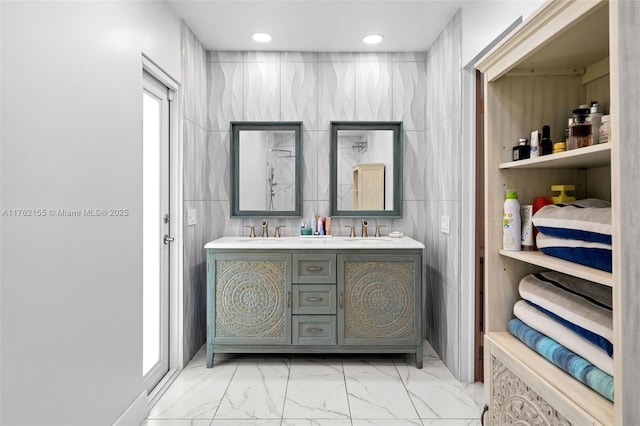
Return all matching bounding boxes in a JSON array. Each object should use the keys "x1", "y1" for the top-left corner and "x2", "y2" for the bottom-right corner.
[
  {"x1": 330, "y1": 121, "x2": 403, "y2": 218},
  {"x1": 230, "y1": 121, "x2": 302, "y2": 217}
]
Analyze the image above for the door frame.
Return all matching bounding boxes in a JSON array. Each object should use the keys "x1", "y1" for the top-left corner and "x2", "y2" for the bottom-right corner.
[
  {"x1": 142, "y1": 55, "x2": 183, "y2": 405},
  {"x1": 460, "y1": 17, "x2": 524, "y2": 382}
]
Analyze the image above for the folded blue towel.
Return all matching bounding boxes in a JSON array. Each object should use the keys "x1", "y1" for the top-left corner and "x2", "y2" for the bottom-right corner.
[
  {"x1": 536, "y1": 233, "x2": 612, "y2": 272},
  {"x1": 509, "y1": 318, "x2": 614, "y2": 402}
]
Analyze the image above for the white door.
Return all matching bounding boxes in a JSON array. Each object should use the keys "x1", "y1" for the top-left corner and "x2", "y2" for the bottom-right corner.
[{"x1": 142, "y1": 71, "x2": 172, "y2": 393}]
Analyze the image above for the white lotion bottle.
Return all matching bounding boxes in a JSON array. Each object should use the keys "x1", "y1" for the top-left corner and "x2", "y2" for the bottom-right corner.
[{"x1": 503, "y1": 189, "x2": 521, "y2": 251}]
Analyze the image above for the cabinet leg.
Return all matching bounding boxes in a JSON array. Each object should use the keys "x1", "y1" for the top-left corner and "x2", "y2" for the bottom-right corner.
[
  {"x1": 415, "y1": 344, "x2": 423, "y2": 369},
  {"x1": 206, "y1": 347, "x2": 214, "y2": 368}
]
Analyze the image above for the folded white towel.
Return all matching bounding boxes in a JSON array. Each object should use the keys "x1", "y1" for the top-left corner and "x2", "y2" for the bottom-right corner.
[
  {"x1": 514, "y1": 300, "x2": 613, "y2": 375},
  {"x1": 519, "y1": 272, "x2": 612, "y2": 342},
  {"x1": 533, "y1": 198, "x2": 611, "y2": 244}
]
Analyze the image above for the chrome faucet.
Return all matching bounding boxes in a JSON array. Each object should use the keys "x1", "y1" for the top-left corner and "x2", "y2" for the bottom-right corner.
[
  {"x1": 344, "y1": 225, "x2": 356, "y2": 238},
  {"x1": 375, "y1": 225, "x2": 386, "y2": 237},
  {"x1": 274, "y1": 225, "x2": 286, "y2": 238},
  {"x1": 361, "y1": 220, "x2": 368, "y2": 237},
  {"x1": 261, "y1": 221, "x2": 269, "y2": 238},
  {"x1": 244, "y1": 225, "x2": 256, "y2": 238}
]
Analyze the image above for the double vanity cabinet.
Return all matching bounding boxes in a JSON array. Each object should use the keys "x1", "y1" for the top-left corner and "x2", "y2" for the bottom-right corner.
[{"x1": 205, "y1": 236, "x2": 424, "y2": 368}]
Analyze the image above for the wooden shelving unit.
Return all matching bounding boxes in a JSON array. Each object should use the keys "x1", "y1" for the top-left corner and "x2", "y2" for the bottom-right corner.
[
  {"x1": 499, "y1": 250, "x2": 613, "y2": 287},
  {"x1": 476, "y1": 0, "x2": 619, "y2": 423}
]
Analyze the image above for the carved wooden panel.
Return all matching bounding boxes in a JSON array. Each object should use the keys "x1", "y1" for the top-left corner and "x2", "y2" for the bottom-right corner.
[
  {"x1": 343, "y1": 260, "x2": 415, "y2": 339},
  {"x1": 215, "y1": 259, "x2": 286, "y2": 339},
  {"x1": 491, "y1": 356, "x2": 571, "y2": 426}
]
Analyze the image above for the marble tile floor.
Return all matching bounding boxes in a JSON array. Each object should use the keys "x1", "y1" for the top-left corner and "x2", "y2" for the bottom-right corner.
[{"x1": 144, "y1": 341, "x2": 484, "y2": 426}]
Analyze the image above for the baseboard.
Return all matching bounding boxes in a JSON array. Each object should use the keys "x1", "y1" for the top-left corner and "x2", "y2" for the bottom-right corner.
[{"x1": 113, "y1": 391, "x2": 147, "y2": 426}]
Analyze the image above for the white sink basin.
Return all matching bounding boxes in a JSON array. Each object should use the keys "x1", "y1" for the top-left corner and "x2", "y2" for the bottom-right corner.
[
  {"x1": 239, "y1": 238, "x2": 284, "y2": 244},
  {"x1": 204, "y1": 235, "x2": 424, "y2": 250},
  {"x1": 345, "y1": 237, "x2": 393, "y2": 244}
]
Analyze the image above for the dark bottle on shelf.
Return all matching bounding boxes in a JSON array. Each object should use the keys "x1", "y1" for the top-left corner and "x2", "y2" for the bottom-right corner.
[
  {"x1": 512, "y1": 138, "x2": 530, "y2": 161},
  {"x1": 540, "y1": 125, "x2": 553, "y2": 156}
]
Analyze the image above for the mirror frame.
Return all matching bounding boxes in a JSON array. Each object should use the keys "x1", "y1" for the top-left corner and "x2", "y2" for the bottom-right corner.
[
  {"x1": 230, "y1": 121, "x2": 302, "y2": 218},
  {"x1": 330, "y1": 121, "x2": 403, "y2": 218}
]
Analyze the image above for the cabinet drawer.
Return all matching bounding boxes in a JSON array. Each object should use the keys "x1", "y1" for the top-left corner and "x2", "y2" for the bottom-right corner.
[
  {"x1": 293, "y1": 315, "x2": 336, "y2": 345},
  {"x1": 293, "y1": 254, "x2": 336, "y2": 283},
  {"x1": 293, "y1": 285, "x2": 336, "y2": 315}
]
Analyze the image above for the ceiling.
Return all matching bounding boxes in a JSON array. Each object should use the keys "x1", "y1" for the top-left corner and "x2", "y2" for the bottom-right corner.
[{"x1": 166, "y1": 0, "x2": 466, "y2": 52}]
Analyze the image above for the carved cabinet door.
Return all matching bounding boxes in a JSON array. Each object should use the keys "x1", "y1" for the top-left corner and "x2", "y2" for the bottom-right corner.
[
  {"x1": 338, "y1": 254, "x2": 421, "y2": 346},
  {"x1": 210, "y1": 253, "x2": 291, "y2": 345}
]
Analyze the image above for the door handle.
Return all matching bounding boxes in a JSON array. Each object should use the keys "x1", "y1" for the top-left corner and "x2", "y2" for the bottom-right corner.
[
  {"x1": 163, "y1": 235, "x2": 175, "y2": 244},
  {"x1": 305, "y1": 266, "x2": 323, "y2": 272},
  {"x1": 306, "y1": 296, "x2": 323, "y2": 302},
  {"x1": 306, "y1": 327, "x2": 323, "y2": 333}
]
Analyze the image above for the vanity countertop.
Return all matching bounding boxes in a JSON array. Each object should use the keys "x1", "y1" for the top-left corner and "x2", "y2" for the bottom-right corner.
[{"x1": 205, "y1": 235, "x2": 425, "y2": 250}]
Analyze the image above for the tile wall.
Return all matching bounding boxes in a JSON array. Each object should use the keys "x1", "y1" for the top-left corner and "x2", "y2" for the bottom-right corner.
[
  {"x1": 182, "y1": 24, "x2": 209, "y2": 362},
  {"x1": 423, "y1": 11, "x2": 463, "y2": 377},
  {"x1": 182, "y1": 11, "x2": 466, "y2": 379}
]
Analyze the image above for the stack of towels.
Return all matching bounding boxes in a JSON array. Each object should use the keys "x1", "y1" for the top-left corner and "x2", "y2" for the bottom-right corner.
[
  {"x1": 532, "y1": 198, "x2": 612, "y2": 272},
  {"x1": 508, "y1": 271, "x2": 614, "y2": 402}
]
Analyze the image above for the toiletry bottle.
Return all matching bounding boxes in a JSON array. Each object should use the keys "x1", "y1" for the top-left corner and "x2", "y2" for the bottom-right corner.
[
  {"x1": 540, "y1": 125, "x2": 553, "y2": 155},
  {"x1": 311, "y1": 212, "x2": 316, "y2": 235},
  {"x1": 520, "y1": 204, "x2": 534, "y2": 250},
  {"x1": 512, "y1": 138, "x2": 530, "y2": 161},
  {"x1": 530, "y1": 130, "x2": 540, "y2": 158},
  {"x1": 586, "y1": 101, "x2": 603, "y2": 146},
  {"x1": 568, "y1": 108, "x2": 592, "y2": 149},
  {"x1": 503, "y1": 189, "x2": 521, "y2": 251},
  {"x1": 599, "y1": 115, "x2": 610, "y2": 144}
]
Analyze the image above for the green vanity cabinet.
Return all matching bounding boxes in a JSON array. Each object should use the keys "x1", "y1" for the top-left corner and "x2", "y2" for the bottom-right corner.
[
  {"x1": 206, "y1": 253, "x2": 292, "y2": 349},
  {"x1": 205, "y1": 238, "x2": 424, "y2": 368},
  {"x1": 338, "y1": 254, "x2": 421, "y2": 347}
]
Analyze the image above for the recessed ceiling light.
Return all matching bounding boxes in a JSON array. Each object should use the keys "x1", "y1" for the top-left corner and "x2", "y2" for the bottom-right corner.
[
  {"x1": 362, "y1": 34, "x2": 383, "y2": 45},
  {"x1": 252, "y1": 32, "x2": 272, "y2": 43}
]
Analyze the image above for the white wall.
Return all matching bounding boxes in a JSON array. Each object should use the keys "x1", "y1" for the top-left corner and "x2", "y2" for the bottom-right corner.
[
  {"x1": 0, "y1": 1, "x2": 181, "y2": 424},
  {"x1": 457, "y1": 0, "x2": 544, "y2": 381},
  {"x1": 460, "y1": 0, "x2": 544, "y2": 66}
]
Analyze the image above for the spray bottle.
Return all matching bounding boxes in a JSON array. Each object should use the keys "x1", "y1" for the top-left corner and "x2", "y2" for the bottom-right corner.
[{"x1": 503, "y1": 189, "x2": 521, "y2": 251}]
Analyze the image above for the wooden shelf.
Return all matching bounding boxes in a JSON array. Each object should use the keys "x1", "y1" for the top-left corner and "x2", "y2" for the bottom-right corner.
[
  {"x1": 499, "y1": 249, "x2": 612, "y2": 287},
  {"x1": 478, "y1": 0, "x2": 620, "y2": 422},
  {"x1": 488, "y1": 331, "x2": 613, "y2": 425},
  {"x1": 499, "y1": 143, "x2": 611, "y2": 170}
]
